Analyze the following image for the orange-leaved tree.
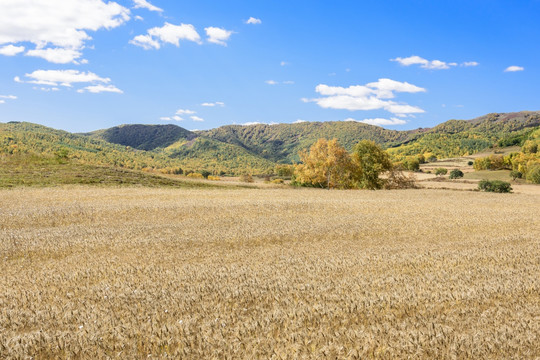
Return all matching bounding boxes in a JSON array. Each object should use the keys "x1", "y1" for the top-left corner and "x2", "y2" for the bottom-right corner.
[{"x1": 294, "y1": 138, "x2": 359, "y2": 189}]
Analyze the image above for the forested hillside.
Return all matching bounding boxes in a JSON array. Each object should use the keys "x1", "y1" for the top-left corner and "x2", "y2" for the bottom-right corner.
[
  {"x1": 199, "y1": 121, "x2": 415, "y2": 163},
  {"x1": 2, "y1": 111, "x2": 539, "y2": 175}
]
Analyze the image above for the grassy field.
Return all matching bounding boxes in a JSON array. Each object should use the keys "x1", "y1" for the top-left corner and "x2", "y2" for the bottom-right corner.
[
  {"x1": 1, "y1": 187, "x2": 539, "y2": 358},
  {"x1": 0, "y1": 156, "x2": 215, "y2": 189}
]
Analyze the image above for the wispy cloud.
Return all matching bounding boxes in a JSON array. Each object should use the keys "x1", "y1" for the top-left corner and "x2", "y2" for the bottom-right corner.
[
  {"x1": 15, "y1": 69, "x2": 122, "y2": 93},
  {"x1": 201, "y1": 101, "x2": 225, "y2": 107},
  {"x1": 391, "y1": 55, "x2": 456, "y2": 70},
  {"x1": 504, "y1": 65, "x2": 524, "y2": 72},
  {"x1": 132, "y1": 0, "x2": 163, "y2": 12}
]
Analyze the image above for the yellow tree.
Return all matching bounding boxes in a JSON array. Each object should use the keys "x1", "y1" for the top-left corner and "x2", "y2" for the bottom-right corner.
[{"x1": 294, "y1": 138, "x2": 358, "y2": 189}]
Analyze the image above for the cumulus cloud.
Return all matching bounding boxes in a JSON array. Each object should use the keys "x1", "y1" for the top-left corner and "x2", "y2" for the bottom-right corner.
[
  {"x1": 176, "y1": 108, "x2": 196, "y2": 115},
  {"x1": 201, "y1": 101, "x2": 225, "y2": 107},
  {"x1": 130, "y1": 23, "x2": 201, "y2": 49},
  {"x1": 16, "y1": 69, "x2": 122, "y2": 93},
  {"x1": 293, "y1": 119, "x2": 307, "y2": 124},
  {"x1": 265, "y1": 80, "x2": 278, "y2": 85},
  {"x1": 172, "y1": 115, "x2": 183, "y2": 121},
  {"x1": 77, "y1": 84, "x2": 123, "y2": 94},
  {"x1": 0, "y1": 44, "x2": 25, "y2": 56},
  {"x1": 241, "y1": 122, "x2": 263, "y2": 126},
  {"x1": 246, "y1": 17, "x2": 261, "y2": 25},
  {"x1": 25, "y1": 48, "x2": 83, "y2": 64},
  {"x1": 345, "y1": 117, "x2": 407, "y2": 126},
  {"x1": 504, "y1": 65, "x2": 524, "y2": 72},
  {"x1": 306, "y1": 78, "x2": 425, "y2": 115},
  {"x1": 132, "y1": 0, "x2": 162, "y2": 12},
  {"x1": 205, "y1": 27, "x2": 233, "y2": 46},
  {"x1": 462, "y1": 61, "x2": 479, "y2": 67},
  {"x1": 190, "y1": 115, "x2": 204, "y2": 122},
  {"x1": 391, "y1": 55, "x2": 457, "y2": 70},
  {"x1": 160, "y1": 116, "x2": 172, "y2": 121},
  {"x1": 0, "y1": 0, "x2": 130, "y2": 63}
]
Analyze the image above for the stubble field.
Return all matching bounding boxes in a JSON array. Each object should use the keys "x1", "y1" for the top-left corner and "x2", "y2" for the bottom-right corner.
[{"x1": 1, "y1": 186, "x2": 539, "y2": 359}]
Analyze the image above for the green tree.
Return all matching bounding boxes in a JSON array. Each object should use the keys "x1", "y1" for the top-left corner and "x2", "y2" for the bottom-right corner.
[
  {"x1": 352, "y1": 140, "x2": 393, "y2": 190},
  {"x1": 449, "y1": 169, "x2": 464, "y2": 179}
]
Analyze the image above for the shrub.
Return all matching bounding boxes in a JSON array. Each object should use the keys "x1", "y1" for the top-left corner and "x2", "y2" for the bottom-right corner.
[
  {"x1": 478, "y1": 180, "x2": 512, "y2": 193},
  {"x1": 239, "y1": 174, "x2": 254, "y2": 183},
  {"x1": 526, "y1": 165, "x2": 540, "y2": 184},
  {"x1": 449, "y1": 169, "x2": 464, "y2": 179},
  {"x1": 427, "y1": 155, "x2": 438, "y2": 163},
  {"x1": 271, "y1": 178, "x2": 284, "y2": 184},
  {"x1": 435, "y1": 168, "x2": 447, "y2": 176},
  {"x1": 187, "y1": 172, "x2": 204, "y2": 179},
  {"x1": 468, "y1": 161, "x2": 474, "y2": 166},
  {"x1": 510, "y1": 170, "x2": 522, "y2": 180},
  {"x1": 207, "y1": 176, "x2": 221, "y2": 181},
  {"x1": 201, "y1": 170, "x2": 211, "y2": 179},
  {"x1": 402, "y1": 157, "x2": 420, "y2": 171}
]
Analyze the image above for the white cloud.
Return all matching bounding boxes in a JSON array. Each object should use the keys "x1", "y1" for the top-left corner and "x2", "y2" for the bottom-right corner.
[
  {"x1": 504, "y1": 65, "x2": 524, "y2": 72},
  {"x1": 0, "y1": 0, "x2": 130, "y2": 63},
  {"x1": 135, "y1": 15, "x2": 144, "y2": 21},
  {"x1": 172, "y1": 115, "x2": 183, "y2": 121},
  {"x1": 190, "y1": 115, "x2": 204, "y2": 122},
  {"x1": 201, "y1": 101, "x2": 225, "y2": 107},
  {"x1": 283, "y1": 80, "x2": 295, "y2": 85},
  {"x1": 242, "y1": 122, "x2": 263, "y2": 126},
  {"x1": 131, "y1": 23, "x2": 201, "y2": 49},
  {"x1": 160, "y1": 116, "x2": 171, "y2": 121},
  {"x1": 293, "y1": 119, "x2": 307, "y2": 123},
  {"x1": 280, "y1": 61, "x2": 289, "y2": 66},
  {"x1": 25, "y1": 48, "x2": 83, "y2": 64},
  {"x1": 0, "y1": 100, "x2": 4, "y2": 104},
  {"x1": 265, "y1": 80, "x2": 278, "y2": 85},
  {"x1": 0, "y1": 95, "x2": 17, "y2": 100},
  {"x1": 17, "y1": 69, "x2": 121, "y2": 94},
  {"x1": 391, "y1": 55, "x2": 457, "y2": 70},
  {"x1": 78, "y1": 84, "x2": 123, "y2": 94},
  {"x1": 176, "y1": 108, "x2": 196, "y2": 115},
  {"x1": 133, "y1": 0, "x2": 163, "y2": 12},
  {"x1": 345, "y1": 117, "x2": 407, "y2": 126},
  {"x1": 246, "y1": 17, "x2": 261, "y2": 25},
  {"x1": 205, "y1": 27, "x2": 233, "y2": 46},
  {"x1": 306, "y1": 78, "x2": 425, "y2": 115},
  {"x1": 462, "y1": 61, "x2": 478, "y2": 67},
  {"x1": 18, "y1": 70, "x2": 111, "y2": 87},
  {"x1": 0, "y1": 44, "x2": 25, "y2": 56}
]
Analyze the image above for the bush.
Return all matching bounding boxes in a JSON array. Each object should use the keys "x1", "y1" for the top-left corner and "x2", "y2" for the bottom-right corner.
[
  {"x1": 510, "y1": 170, "x2": 522, "y2": 180},
  {"x1": 427, "y1": 155, "x2": 438, "y2": 163},
  {"x1": 478, "y1": 180, "x2": 512, "y2": 193},
  {"x1": 449, "y1": 169, "x2": 464, "y2": 179},
  {"x1": 468, "y1": 161, "x2": 474, "y2": 166},
  {"x1": 435, "y1": 168, "x2": 447, "y2": 176},
  {"x1": 526, "y1": 165, "x2": 540, "y2": 184},
  {"x1": 187, "y1": 172, "x2": 204, "y2": 179},
  {"x1": 207, "y1": 176, "x2": 221, "y2": 181},
  {"x1": 271, "y1": 178, "x2": 284, "y2": 184},
  {"x1": 201, "y1": 170, "x2": 211, "y2": 179},
  {"x1": 239, "y1": 174, "x2": 254, "y2": 183}
]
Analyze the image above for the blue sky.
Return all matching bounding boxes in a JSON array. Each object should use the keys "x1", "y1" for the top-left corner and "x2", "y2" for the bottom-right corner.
[{"x1": 0, "y1": 0, "x2": 539, "y2": 132}]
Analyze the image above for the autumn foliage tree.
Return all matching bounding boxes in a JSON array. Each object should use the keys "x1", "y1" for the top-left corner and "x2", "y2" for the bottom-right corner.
[
  {"x1": 294, "y1": 138, "x2": 357, "y2": 189},
  {"x1": 294, "y1": 138, "x2": 411, "y2": 190}
]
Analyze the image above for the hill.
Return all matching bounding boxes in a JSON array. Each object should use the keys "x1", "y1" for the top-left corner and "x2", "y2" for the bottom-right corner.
[
  {"x1": 2, "y1": 111, "x2": 539, "y2": 177},
  {"x1": 387, "y1": 111, "x2": 540, "y2": 160},
  {"x1": 198, "y1": 121, "x2": 415, "y2": 163}
]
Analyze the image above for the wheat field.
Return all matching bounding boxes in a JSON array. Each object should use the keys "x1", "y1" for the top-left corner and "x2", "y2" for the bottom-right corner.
[{"x1": 1, "y1": 186, "x2": 539, "y2": 359}]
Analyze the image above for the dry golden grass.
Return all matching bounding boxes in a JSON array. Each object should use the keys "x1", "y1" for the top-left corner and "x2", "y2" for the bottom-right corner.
[{"x1": 1, "y1": 187, "x2": 539, "y2": 359}]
